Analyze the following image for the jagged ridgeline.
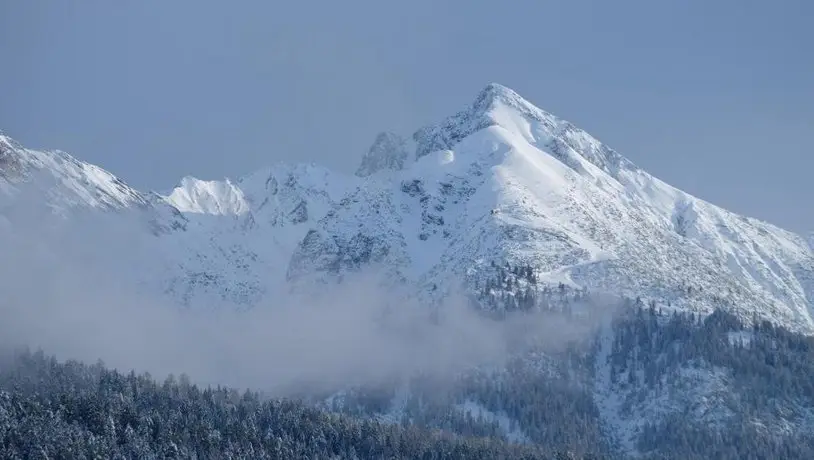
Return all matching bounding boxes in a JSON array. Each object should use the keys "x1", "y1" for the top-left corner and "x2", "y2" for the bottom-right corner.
[
  {"x1": 4, "y1": 81, "x2": 814, "y2": 459},
  {"x1": 4, "y1": 82, "x2": 813, "y2": 330}
]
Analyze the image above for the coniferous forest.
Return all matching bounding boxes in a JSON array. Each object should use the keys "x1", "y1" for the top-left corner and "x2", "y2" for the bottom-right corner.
[{"x1": 3, "y1": 264, "x2": 814, "y2": 459}]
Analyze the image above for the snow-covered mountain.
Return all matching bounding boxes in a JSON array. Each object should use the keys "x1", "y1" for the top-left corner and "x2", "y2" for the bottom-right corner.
[
  {"x1": 0, "y1": 132, "x2": 147, "y2": 211},
  {"x1": 289, "y1": 84, "x2": 814, "y2": 332},
  {"x1": 2, "y1": 83, "x2": 813, "y2": 333}
]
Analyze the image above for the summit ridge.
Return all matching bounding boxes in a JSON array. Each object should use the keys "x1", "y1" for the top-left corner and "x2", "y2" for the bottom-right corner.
[{"x1": 1, "y1": 83, "x2": 812, "y2": 333}]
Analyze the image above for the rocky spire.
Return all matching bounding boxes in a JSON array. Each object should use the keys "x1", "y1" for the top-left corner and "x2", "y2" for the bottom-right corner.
[{"x1": 355, "y1": 132, "x2": 409, "y2": 177}]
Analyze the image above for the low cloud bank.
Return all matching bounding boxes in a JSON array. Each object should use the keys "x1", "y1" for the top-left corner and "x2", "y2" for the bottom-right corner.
[{"x1": 0, "y1": 187, "x2": 598, "y2": 395}]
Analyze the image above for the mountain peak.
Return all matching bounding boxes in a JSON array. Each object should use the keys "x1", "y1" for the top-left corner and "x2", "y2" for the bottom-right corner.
[
  {"x1": 0, "y1": 132, "x2": 24, "y2": 156},
  {"x1": 3, "y1": 88, "x2": 814, "y2": 337},
  {"x1": 355, "y1": 132, "x2": 409, "y2": 177},
  {"x1": 470, "y1": 82, "x2": 539, "y2": 116},
  {"x1": 412, "y1": 83, "x2": 557, "y2": 160},
  {"x1": 472, "y1": 82, "x2": 515, "y2": 105},
  {"x1": 411, "y1": 83, "x2": 638, "y2": 182},
  {"x1": 0, "y1": 143, "x2": 22, "y2": 181},
  {"x1": 164, "y1": 176, "x2": 249, "y2": 215}
]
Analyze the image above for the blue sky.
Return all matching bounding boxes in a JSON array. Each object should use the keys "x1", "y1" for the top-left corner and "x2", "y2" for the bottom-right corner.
[{"x1": 1, "y1": 0, "x2": 812, "y2": 232}]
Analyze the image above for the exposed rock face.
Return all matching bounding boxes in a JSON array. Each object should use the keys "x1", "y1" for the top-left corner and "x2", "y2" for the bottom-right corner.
[
  {"x1": 1, "y1": 83, "x2": 814, "y2": 334},
  {"x1": 355, "y1": 132, "x2": 409, "y2": 177}
]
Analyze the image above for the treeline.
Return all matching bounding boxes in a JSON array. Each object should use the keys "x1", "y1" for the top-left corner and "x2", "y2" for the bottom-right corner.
[
  {"x1": 335, "y1": 263, "x2": 814, "y2": 459},
  {"x1": 610, "y1": 304, "x2": 814, "y2": 458},
  {"x1": 5, "y1": 262, "x2": 814, "y2": 459},
  {"x1": 475, "y1": 261, "x2": 589, "y2": 315},
  {"x1": 0, "y1": 349, "x2": 561, "y2": 459}
]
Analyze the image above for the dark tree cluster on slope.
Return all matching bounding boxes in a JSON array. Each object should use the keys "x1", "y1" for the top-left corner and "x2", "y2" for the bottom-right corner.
[
  {"x1": 476, "y1": 262, "x2": 588, "y2": 315},
  {"x1": 0, "y1": 349, "x2": 560, "y2": 460},
  {"x1": 608, "y1": 304, "x2": 814, "y2": 458},
  {"x1": 306, "y1": 294, "x2": 814, "y2": 459},
  {"x1": 6, "y1": 266, "x2": 814, "y2": 459},
  {"x1": 471, "y1": 265, "x2": 814, "y2": 459}
]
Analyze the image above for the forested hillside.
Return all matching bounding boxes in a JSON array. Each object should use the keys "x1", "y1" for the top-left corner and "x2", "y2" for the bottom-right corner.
[
  {"x1": 3, "y1": 266, "x2": 814, "y2": 459},
  {"x1": 326, "y1": 265, "x2": 814, "y2": 459},
  {"x1": 0, "y1": 350, "x2": 557, "y2": 459}
]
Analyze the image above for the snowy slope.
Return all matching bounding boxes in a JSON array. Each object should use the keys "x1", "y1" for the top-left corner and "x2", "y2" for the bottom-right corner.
[
  {"x1": 0, "y1": 132, "x2": 148, "y2": 212},
  {"x1": 0, "y1": 131, "x2": 189, "y2": 243},
  {"x1": 0, "y1": 131, "x2": 356, "y2": 308},
  {"x1": 2, "y1": 84, "x2": 813, "y2": 333},
  {"x1": 165, "y1": 177, "x2": 249, "y2": 215},
  {"x1": 153, "y1": 163, "x2": 359, "y2": 307},
  {"x1": 290, "y1": 84, "x2": 814, "y2": 332}
]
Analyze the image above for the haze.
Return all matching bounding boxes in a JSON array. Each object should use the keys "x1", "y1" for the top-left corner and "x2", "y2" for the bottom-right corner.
[
  {"x1": 0, "y1": 185, "x2": 600, "y2": 394},
  {"x1": 1, "y1": 0, "x2": 812, "y2": 234}
]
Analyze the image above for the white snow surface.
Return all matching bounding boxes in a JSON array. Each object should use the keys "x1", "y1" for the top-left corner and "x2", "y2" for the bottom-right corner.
[
  {"x1": 2, "y1": 83, "x2": 814, "y2": 333},
  {"x1": 165, "y1": 177, "x2": 249, "y2": 215}
]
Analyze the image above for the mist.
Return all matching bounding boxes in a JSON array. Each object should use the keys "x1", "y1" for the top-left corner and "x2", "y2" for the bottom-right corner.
[{"x1": 0, "y1": 185, "x2": 599, "y2": 396}]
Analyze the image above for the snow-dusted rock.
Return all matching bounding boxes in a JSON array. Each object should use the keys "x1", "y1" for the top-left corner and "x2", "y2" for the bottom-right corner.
[
  {"x1": 355, "y1": 132, "x2": 409, "y2": 177},
  {"x1": 2, "y1": 83, "x2": 813, "y2": 333}
]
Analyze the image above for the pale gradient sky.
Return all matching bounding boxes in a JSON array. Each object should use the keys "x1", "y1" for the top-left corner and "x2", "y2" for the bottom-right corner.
[{"x1": 1, "y1": 1, "x2": 812, "y2": 232}]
